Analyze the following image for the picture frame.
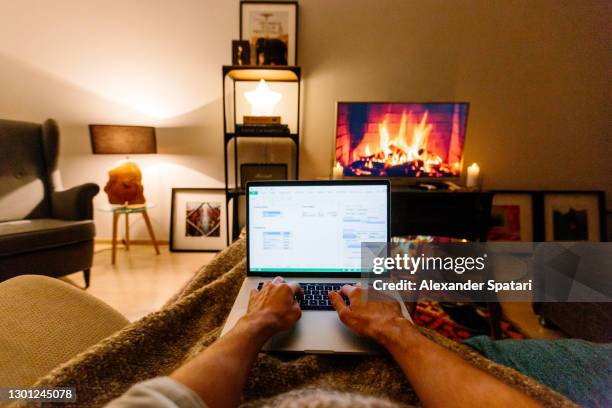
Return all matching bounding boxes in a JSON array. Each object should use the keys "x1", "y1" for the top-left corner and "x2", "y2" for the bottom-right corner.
[
  {"x1": 488, "y1": 191, "x2": 535, "y2": 242},
  {"x1": 240, "y1": 1, "x2": 298, "y2": 66},
  {"x1": 232, "y1": 40, "x2": 251, "y2": 66},
  {"x1": 543, "y1": 191, "x2": 606, "y2": 242},
  {"x1": 170, "y1": 188, "x2": 230, "y2": 252}
]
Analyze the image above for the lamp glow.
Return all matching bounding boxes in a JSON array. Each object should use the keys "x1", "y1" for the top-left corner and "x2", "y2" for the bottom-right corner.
[{"x1": 244, "y1": 79, "x2": 282, "y2": 116}]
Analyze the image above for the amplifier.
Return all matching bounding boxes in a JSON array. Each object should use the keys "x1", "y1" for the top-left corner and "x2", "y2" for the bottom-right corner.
[{"x1": 240, "y1": 163, "x2": 288, "y2": 187}]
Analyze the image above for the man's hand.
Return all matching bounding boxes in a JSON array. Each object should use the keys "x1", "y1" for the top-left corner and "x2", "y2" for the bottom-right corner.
[
  {"x1": 330, "y1": 285, "x2": 542, "y2": 407},
  {"x1": 171, "y1": 276, "x2": 302, "y2": 408},
  {"x1": 329, "y1": 284, "x2": 414, "y2": 347},
  {"x1": 243, "y1": 276, "x2": 303, "y2": 339}
]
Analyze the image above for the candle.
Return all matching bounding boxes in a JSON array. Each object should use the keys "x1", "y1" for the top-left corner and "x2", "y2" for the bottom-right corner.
[
  {"x1": 466, "y1": 163, "x2": 480, "y2": 188},
  {"x1": 332, "y1": 162, "x2": 343, "y2": 180}
]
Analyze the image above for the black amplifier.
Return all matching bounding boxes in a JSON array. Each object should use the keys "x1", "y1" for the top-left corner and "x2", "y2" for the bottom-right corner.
[{"x1": 240, "y1": 163, "x2": 288, "y2": 187}]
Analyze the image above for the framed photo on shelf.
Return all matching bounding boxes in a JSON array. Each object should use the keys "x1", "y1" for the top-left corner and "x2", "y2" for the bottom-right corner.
[
  {"x1": 543, "y1": 191, "x2": 605, "y2": 242},
  {"x1": 487, "y1": 191, "x2": 534, "y2": 241},
  {"x1": 240, "y1": 1, "x2": 298, "y2": 66},
  {"x1": 232, "y1": 40, "x2": 251, "y2": 66},
  {"x1": 170, "y1": 188, "x2": 230, "y2": 252}
]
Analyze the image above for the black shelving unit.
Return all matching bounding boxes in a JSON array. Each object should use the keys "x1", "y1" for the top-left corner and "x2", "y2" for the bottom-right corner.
[{"x1": 222, "y1": 65, "x2": 301, "y2": 242}]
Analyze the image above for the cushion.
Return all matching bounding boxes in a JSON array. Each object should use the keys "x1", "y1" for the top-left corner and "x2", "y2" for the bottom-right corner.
[
  {"x1": 0, "y1": 275, "x2": 129, "y2": 387},
  {"x1": 0, "y1": 119, "x2": 51, "y2": 222},
  {"x1": 0, "y1": 219, "x2": 95, "y2": 256}
]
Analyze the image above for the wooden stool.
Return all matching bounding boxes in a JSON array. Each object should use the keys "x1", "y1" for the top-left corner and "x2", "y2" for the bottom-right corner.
[{"x1": 109, "y1": 205, "x2": 160, "y2": 265}]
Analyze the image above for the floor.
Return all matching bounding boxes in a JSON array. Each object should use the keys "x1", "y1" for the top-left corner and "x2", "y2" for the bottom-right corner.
[
  {"x1": 65, "y1": 243, "x2": 216, "y2": 322},
  {"x1": 66, "y1": 244, "x2": 564, "y2": 339}
]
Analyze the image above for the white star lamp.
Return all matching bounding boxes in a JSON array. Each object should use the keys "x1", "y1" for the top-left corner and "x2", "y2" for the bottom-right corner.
[{"x1": 244, "y1": 79, "x2": 282, "y2": 116}]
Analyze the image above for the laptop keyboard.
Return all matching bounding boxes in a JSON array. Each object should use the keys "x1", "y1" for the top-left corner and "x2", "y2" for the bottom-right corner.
[{"x1": 256, "y1": 282, "x2": 352, "y2": 311}]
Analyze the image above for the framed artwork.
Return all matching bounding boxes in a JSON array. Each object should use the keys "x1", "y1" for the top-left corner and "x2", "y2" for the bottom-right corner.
[
  {"x1": 170, "y1": 188, "x2": 230, "y2": 251},
  {"x1": 543, "y1": 192, "x2": 605, "y2": 242},
  {"x1": 232, "y1": 40, "x2": 251, "y2": 66},
  {"x1": 240, "y1": 1, "x2": 298, "y2": 66},
  {"x1": 488, "y1": 192, "x2": 534, "y2": 241}
]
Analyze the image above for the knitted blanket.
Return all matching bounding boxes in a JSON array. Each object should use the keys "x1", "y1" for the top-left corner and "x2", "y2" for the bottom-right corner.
[{"x1": 23, "y1": 239, "x2": 575, "y2": 408}]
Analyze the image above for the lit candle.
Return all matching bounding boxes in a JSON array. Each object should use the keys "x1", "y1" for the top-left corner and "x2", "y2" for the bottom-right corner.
[
  {"x1": 332, "y1": 162, "x2": 343, "y2": 180},
  {"x1": 466, "y1": 163, "x2": 480, "y2": 188}
]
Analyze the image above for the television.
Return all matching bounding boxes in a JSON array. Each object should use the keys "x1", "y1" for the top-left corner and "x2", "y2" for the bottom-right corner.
[{"x1": 335, "y1": 102, "x2": 469, "y2": 179}]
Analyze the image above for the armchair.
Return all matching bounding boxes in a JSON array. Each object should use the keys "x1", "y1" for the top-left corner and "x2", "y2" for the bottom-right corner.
[{"x1": 0, "y1": 119, "x2": 99, "y2": 287}]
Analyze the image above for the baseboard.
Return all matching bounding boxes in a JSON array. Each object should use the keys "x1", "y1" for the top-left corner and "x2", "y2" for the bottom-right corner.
[{"x1": 95, "y1": 239, "x2": 169, "y2": 245}]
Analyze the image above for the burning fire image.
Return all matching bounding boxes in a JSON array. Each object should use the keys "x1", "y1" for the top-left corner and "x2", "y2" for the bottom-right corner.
[{"x1": 336, "y1": 103, "x2": 467, "y2": 178}]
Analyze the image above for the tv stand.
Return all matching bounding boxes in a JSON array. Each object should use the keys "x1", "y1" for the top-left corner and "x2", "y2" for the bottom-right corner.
[
  {"x1": 390, "y1": 188, "x2": 492, "y2": 242},
  {"x1": 413, "y1": 180, "x2": 464, "y2": 191},
  {"x1": 388, "y1": 188, "x2": 500, "y2": 337},
  {"x1": 390, "y1": 180, "x2": 467, "y2": 192}
]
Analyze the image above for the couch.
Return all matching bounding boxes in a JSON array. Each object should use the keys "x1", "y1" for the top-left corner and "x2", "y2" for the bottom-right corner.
[
  {"x1": 0, "y1": 119, "x2": 99, "y2": 287},
  {"x1": 0, "y1": 275, "x2": 128, "y2": 388},
  {"x1": 18, "y1": 238, "x2": 574, "y2": 408}
]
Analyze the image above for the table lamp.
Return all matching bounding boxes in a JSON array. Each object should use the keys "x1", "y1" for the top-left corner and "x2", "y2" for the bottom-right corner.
[{"x1": 89, "y1": 125, "x2": 157, "y2": 206}]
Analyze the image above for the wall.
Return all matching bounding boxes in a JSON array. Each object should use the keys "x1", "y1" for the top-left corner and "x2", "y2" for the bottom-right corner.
[
  {"x1": 1, "y1": 0, "x2": 610, "y2": 240},
  {"x1": 300, "y1": 0, "x2": 611, "y2": 189},
  {"x1": 0, "y1": 0, "x2": 233, "y2": 240}
]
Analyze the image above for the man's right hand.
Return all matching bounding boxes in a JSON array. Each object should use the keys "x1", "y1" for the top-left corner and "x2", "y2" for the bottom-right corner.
[
  {"x1": 328, "y1": 284, "x2": 415, "y2": 347},
  {"x1": 330, "y1": 284, "x2": 543, "y2": 408}
]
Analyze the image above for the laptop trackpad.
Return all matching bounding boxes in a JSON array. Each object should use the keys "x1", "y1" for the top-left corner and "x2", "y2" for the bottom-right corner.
[{"x1": 263, "y1": 311, "x2": 380, "y2": 354}]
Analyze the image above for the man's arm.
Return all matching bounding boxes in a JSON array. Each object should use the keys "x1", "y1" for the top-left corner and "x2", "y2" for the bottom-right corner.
[
  {"x1": 171, "y1": 277, "x2": 302, "y2": 408},
  {"x1": 329, "y1": 286, "x2": 541, "y2": 408}
]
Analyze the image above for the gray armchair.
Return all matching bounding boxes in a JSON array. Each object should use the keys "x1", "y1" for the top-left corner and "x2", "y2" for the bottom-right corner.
[{"x1": 0, "y1": 119, "x2": 99, "y2": 287}]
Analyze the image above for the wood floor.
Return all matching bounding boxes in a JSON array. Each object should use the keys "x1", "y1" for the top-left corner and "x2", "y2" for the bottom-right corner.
[
  {"x1": 65, "y1": 244, "x2": 564, "y2": 339},
  {"x1": 65, "y1": 243, "x2": 216, "y2": 322}
]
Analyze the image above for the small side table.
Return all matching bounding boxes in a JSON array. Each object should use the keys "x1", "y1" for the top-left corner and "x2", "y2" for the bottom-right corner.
[{"x1": 98, "y1": 204, "x2": 160, "y2": 264}]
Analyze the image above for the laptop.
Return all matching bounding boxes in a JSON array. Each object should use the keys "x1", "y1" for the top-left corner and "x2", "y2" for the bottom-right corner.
[{"x1": 220, "y1": 180, "x2": 392, "y2": 354}]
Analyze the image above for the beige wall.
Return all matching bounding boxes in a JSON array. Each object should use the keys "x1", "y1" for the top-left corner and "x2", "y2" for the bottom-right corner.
[{"x1": 1, "y1": 0, "x2": 610, "y2": 240}]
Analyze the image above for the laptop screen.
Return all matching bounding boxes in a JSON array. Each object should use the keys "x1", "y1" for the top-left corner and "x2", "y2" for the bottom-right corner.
[{"x1": 247, "y1": 182, "x2": 389, "y2": 275}]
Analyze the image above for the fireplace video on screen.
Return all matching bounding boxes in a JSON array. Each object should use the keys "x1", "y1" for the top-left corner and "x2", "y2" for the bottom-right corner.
[{"x1": 335, "y1": 102, "x2": 468, "y2": 178}]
